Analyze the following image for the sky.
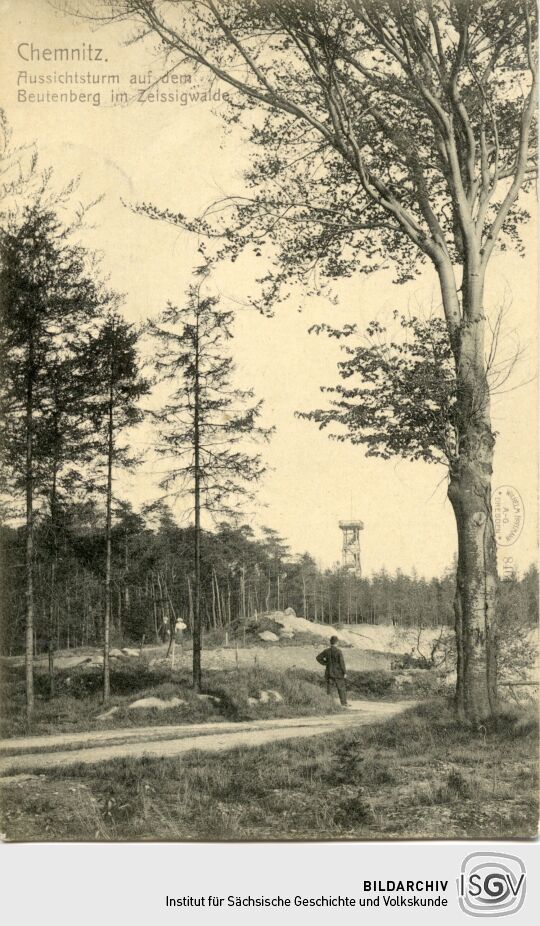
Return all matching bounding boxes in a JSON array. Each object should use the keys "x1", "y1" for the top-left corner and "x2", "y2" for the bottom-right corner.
[{"x1": 1, "y1": 0, "x2": 538, "y2": 578}]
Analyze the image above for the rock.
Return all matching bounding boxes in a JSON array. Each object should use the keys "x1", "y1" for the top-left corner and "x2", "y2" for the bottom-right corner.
[
  {"x1": 96, "y1": 706, "x2": 119, "y2": 720},
  {"x1": 279, "y1": 630, "x2": 294, "y2": 639},
  {"x1": 247, "y1": 697, "x2": 259, "y2": 706},
  {"x1": 109, "y1": 648, "x2": 124, "y2": 659},
  {"x1": 258, "y1": 631, "x2": 280, "y2": 643},
  {"x1": 87, "y1": 655, "x2": 104, "y2": 667},
  {"x1": 284, "y1": 607, "x2": 296, "y2": 617},
  {"x1": 54, "y1": 656, "x2": 91, "y2": 670},
  {"x1": 128, "y1": 697, "x2": 186, "y2": 711},
  {"x1": 197, "y1": 694, "x2": 221, "y2": 704},
  {"x1": 393, "y1": 674, "x2": 412, "y2": 689},
  {"x1": 121, "y1": 648, "x2": 140, "y2": 658},
  {"x1": 266, "y1": 689, "x2": 284, "y2": 703},
  {"x1": 259, "y1": 689, "x2": 284, "y2": 704}
]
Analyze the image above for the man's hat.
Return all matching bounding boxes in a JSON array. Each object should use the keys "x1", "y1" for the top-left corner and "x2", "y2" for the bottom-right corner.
[{"x1": 330, "y1": 635, "x2": 339, "y2": 644}]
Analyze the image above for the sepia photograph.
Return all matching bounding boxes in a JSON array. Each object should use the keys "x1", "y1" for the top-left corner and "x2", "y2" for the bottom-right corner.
[{"x1": 0, "y1": 0, "x2": 538, "y2": 846}]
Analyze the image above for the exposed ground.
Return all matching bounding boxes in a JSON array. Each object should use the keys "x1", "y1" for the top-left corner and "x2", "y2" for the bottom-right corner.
[
  {"x1": 1, "y1": 700, "x2": 536, "y2": 842},
  {"x1": 0, "y1": 700, "x2": 411, "y2": 775}
]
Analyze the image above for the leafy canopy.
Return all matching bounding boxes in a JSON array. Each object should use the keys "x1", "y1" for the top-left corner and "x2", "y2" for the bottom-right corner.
[{"x1": 98, "y1": 0, "x2": 537, "y2": 319}]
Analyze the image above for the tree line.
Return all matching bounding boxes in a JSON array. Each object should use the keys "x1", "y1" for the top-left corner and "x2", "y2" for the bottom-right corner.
[{"x1": 2, "y1": 499, "x2": 537, "y2": 656}]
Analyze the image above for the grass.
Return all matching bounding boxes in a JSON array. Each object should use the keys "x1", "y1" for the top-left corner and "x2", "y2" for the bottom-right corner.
[
  {"x1": 0, "y1": 655, "x2": 410, "y2": 740},
  {"x1": 0, "y1": 660, "x2": 351, "y2": 738},
  {"x1": 1, "y1": 699, "x2": 537, "y2": 841}
]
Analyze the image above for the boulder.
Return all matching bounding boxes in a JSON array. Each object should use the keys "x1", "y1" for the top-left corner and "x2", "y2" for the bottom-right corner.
[
  {"x1": 258, "y1": 631, "x2": 280, "y2": 643},
  {"x1": 279, "y1": 630, "x2": 294, "y2": 639},
  {"x1": 392, "y1": 674, "x2": 412, "y2": 689},
  {"x1": 109, "y1": 648, "x2": 124, "y2": 659},
  {"x1": 55, "y1": 656, "x2": 91, "y2": 670},
  {"x1": 128, "y1": 697, "x2": 186, "y2": 711},
  {"x1": 284, "y1": 607, "x2": 296, "y2": 617},
  {"x1": 121, "y1": 648, "x2": 140, "y2": 658},
  {"x1": 197, "y1": 694, "x2": 221, "y2": 704},
  {"x1": 247, "y1": 697, "x2": 259, "y2": 706},
  {"x1": 96, "y1": 706, "x2": 119, "y2": 721},
  {"x1": 258, "y1": 689, "x2": 284, "y2": 704},
  {"x1": 266, "y1": 689, "x2": 284, "y2": 703},
  {"x1": 87, "y1": 655, "x2": 104, "y2": 667}
]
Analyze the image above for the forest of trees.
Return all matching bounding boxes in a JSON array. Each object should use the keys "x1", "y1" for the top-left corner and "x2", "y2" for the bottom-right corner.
[
  {"x1": 1, "y1": 499, "x2": 537, "y2": 657},
  {"x1": 2, "y1": 0, "x2": 538, "y2": 724},
  {"x1": 0, "y1": 130, "x2": 273, "y2": 704},
  {"x1": 1, "y1": 121, "x2": 538, "y2": 714}
]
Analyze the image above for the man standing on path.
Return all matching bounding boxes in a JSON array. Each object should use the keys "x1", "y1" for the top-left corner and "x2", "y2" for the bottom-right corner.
[{"x1": 316, "y1": 636, "x2": 348, "y2": 706}]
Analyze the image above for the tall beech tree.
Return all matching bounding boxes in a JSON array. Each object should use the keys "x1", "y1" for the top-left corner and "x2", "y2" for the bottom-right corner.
[
  {"x1": 88, "y1": 314, "x2": 149, "y2": 703},
  {"x1": 91, "y1": 0, "x2": 537, "y2": 722},
  {"x1": 0, "y1": 190, "x2": 106, "y2": 716},
  {"x1": 149, "y1": 268, "x2": 272, "y2": 689}
]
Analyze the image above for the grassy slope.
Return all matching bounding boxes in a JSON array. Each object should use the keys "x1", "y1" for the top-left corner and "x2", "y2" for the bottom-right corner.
[
  {"x1": 1, "y1": 700, "x2": 537, "y2": 842},
  {"x1": 0, "y1": 659, "x2": 404, "y2": 739}
]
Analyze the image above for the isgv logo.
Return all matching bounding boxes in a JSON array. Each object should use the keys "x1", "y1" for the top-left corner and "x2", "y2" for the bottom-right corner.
[{"x1": 458, "y1": 853, "x2": 526, "y2": 917}]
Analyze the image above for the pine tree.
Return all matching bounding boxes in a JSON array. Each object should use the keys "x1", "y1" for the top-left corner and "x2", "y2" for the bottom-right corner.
[
  {"x1": 149, "y1": 266, "x2": 272, "y2": 690},
  {"x1": 0, "y1": 178, "x2": 107, "y2": 716},
  {"x1": 86, "y1": 313, "x2": 149, "y2": 704}
]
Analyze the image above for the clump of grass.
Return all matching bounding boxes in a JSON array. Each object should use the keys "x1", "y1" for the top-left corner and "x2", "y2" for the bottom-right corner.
[
  {"x1": 294, "y1": 667, "x2": 397, "y2": 700},
  {"x1": 480, "y1": 704, "x2": 538, "y2": 739},
  {"x1": 346, "y1": 670, "x2": 396, "y2": 698},
  {"x1": 432, "y1": 768, "x2": 474, "y2": 803}
]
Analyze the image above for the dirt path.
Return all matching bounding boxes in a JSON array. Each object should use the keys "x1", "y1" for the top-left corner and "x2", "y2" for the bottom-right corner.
[{"x1": 0, "y1": 700, "x2": 412, "y2": 776}]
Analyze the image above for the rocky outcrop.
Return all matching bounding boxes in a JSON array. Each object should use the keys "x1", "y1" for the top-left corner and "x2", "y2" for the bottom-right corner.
[{"x1": 128, "y1": 697, "x2": 186, "y2": 710}]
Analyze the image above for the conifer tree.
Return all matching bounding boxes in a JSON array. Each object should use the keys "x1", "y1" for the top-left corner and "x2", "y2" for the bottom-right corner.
[
  {"x1": 149, "y1": 267, "x2": 272, "y2": 689},
  {"x1": 85, "y1": 313, "x2": 149, "y2": 703},
  {"x1": 0, "y1": 175, "x2": 107, "y2": 716}
]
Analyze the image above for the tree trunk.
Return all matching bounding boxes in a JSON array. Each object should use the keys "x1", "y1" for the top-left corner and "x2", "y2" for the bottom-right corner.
[
  {"x1": 240, "y1": 565, "x2": 246, "y2": 621},
  {"x1": 122, "y1": 526, "x2": 129, "y2": 638},
  {"x1": 192, "y1": 311, "x2": 202, "y2": 691},
  {"x1": 187, "y1": 576, "x2": 194, "y2": 632},
  {"x1": 448, "y1": 431, "x2": 498, "y2": 724},
  {"x1": 25, "y1": 345, "x2": 35, "y2": 720},
  {"x1": 48, "y1": 562, "x2": 56, "y2": 697},
  {"x1": 48, "y1": 457, "x2": 59, "y2": 698},
  {"x1": 151, "y1": 577, "x2": 160, "y2": 643},
  {"x1": 103, "y1": 381, "x2": 114, "y2": 705},
  {"x1": 213, "y1": 569, "x2": 223, "y2": 627},
  {"x1": 211, "y1": 566, "x2": 217, "y2": 628},
  {"x1": 445, "y1": 262, "x2": 498, "y2": 724}
]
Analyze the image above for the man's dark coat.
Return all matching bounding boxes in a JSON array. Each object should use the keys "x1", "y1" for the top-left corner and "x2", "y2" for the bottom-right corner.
[{"x1": 316, "y1": 645, "x2": 346, "y2": 679}]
